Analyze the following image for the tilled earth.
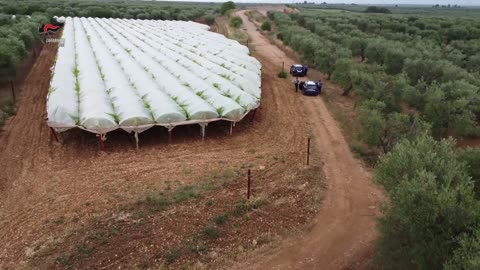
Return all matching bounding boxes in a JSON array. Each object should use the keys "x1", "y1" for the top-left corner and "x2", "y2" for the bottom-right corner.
[{"x1": 0, "y1": 41, "x2": 326, "y2": 269}]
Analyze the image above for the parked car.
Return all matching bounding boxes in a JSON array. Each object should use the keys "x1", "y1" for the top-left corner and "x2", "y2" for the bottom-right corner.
[
  {"x1": 300, "y1": 81, "x2": 320, "y2": 96},
  {"x1": 290, "y1": 64, "x2": 308, "y2": 77}
]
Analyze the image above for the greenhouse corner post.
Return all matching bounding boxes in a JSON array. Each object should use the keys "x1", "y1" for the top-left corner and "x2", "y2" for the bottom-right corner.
[
  {"x1": 200, "y1": 124, "x2": 207, "y2": 141},
  {"x1": 168, "y1": 127, "x2": 173, "y2": 143},
  {"x1": 99, "y1": 134, "x2": 106, "y2": 151},
  {"x1": 134, "y1": 131, "x2": 139, "y2": 150},
  {"x1": 230, "y1": 121, "x2": 236, "y2": 135}
]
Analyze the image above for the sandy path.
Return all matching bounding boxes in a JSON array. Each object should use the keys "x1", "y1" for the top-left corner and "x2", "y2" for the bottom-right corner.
[{"x1": 234, "y1": 10, "x2": 382, "y2": 269}]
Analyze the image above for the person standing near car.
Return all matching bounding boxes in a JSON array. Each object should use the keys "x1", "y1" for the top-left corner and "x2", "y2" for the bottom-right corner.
[
  {"x1": 317, "y1": 79, "x2": 323, "y2": 94},
  {"x1": 294, "y1": 77, "x2": 299, "y2": 92},
  {"x1": 304, "y1": 64, "x2": 309, "y2": 76}
]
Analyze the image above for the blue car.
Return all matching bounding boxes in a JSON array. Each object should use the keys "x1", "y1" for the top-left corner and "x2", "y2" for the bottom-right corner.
[
  {"x1": 300, "y1": 81, "x2": 320, "y2": 96},
  {"x1": 290, "y1": 64, "x2": 308, "y2": 77}
]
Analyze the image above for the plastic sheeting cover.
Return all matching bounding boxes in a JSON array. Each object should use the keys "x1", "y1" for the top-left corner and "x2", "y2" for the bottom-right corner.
[{"x1": 47, "y1": 17, "x2": 262, "y2": 134}]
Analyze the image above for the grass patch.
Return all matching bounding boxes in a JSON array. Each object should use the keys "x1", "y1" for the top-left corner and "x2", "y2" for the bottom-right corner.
[
  {"x1": 231, "y1": 198, "x2": 266, "y2": 217},
  {"x1": 75, "y1": 244, "x2": 95, "y2": 256},
  {"x1": 55, "y1": 255, "x2": 73, "y2": 266},
  {"x1": 137, "y1": 169, "x2": 239, "y2": 213},
  {"x1": 165, "y1": 246, "x2": 182, "y2": 264},
  {"x1": 203, "y1": 182, "x2": 216, "y2": 191},
  {"x1": 173, "y1": 185, "x2": 200, "y2": 203},
  {"x1": 278, "y1": 69, "x2": 288, "y2": 78},
  {"x1": 185, "y1": 236, "x2": 208, "y2": 254},
  {"x1": 87, "y1": 227, "x2": 119, "y2": 245},
  {"x1": 138, "y1": 192, "x2": 168, "y2": 212},
  {"x1": 53, "y1": 216, "x2": 66, "y2": 225},
  {"x1": 202, "y1": 168, "x2": 239, "y2": 185},
  {"x1": 214, "y1": 214, "x2": 228, "y2": 225},
  {"x1": 206, "y1": 199, "x2": 214, "y2": 206},
  {"x1": 203, "y1": 225, "x2": 220, "y2": 239}
]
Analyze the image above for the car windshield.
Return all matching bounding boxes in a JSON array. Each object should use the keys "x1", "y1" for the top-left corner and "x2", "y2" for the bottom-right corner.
[{"x1": 305, "y1": 82, "x2": 317, "y2": 90}]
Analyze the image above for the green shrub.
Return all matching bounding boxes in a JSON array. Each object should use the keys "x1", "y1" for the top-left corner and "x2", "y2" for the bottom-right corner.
[
  {"x1": 278, "y1": 69, "x2": 287, "y2": 78},
  {"x1": 1, "y1": 99, "x2": 15, "y2": 116},
  {"x1": 205, "y1": 14, "x2": 215, "y2": 25},
  {"x1": 229, "y1": 16, "x2": 242, "y2": 28},
  {"x1": 214, "y1": 214, "x2": 228, "y2": 225},
  {"x1": 261, "y1": 21, "x2": 271, "y2": 31},
  {"x1": 204, "y1": 225, "x2": 220, "y2": 239}
]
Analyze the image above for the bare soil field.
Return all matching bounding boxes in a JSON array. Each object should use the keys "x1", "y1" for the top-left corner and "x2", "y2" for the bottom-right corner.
[
  {"x1": 0, "y1": 34, "x2": 323, "y2": 270},
  {"x1": 0, "y1": 8, "x2": 381, "y2": 270}
]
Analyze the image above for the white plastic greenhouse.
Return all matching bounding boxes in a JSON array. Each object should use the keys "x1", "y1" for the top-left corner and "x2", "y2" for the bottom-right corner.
[{"x1": 47, "y1": 17, "x2": 261, "y2": 147}]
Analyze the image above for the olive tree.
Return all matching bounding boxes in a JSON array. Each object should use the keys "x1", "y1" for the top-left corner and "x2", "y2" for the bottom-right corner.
[
  {"x1": 220, "y1": 1, "x2": 235, "y2": 15},
  {"x1": 349, "y1": 36, "x2": 368, "y2": 62},
  {"x1": 375, "y1": 135, "x2": 480, "y2": 269},
  {"x1": 424, "y1": 80, "x2": 480, "y2": 136}
]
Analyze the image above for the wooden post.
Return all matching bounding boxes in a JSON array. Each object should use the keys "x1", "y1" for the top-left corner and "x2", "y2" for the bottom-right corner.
[
  {"x1": 282, "y1": 61, "x2": 285, "y2": 73},
  {"x1": 10, "y1": 81, "x2": 16, "y2": 103},
  {"x1": 247, "y1": 169, "x2": 251, "y2": 199},
  {"x1": 306, "y1": 137, "x2": 311, "y2": 166}
]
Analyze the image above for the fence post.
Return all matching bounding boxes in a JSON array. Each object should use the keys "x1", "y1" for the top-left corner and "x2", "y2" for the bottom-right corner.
[
  {"x1": 247, "y1": 169, "x2": 251, "y2": 199},
  {"x1": 10, "y1": 81, "x2": 16, "y2": 103},
  {"x1": 282, "y1": 61, "x2": 285, "y2": 73},
  {"x1": 306, "y1": 137, "x2": 311, "y2": 166}
]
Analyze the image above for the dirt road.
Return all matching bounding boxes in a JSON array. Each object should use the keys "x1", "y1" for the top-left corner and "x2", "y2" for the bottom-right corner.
[{"x1": 234, "y1": 10, "x2": 382, "y2": 269}]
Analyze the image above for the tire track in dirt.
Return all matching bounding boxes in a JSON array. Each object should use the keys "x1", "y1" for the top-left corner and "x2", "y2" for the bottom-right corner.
[{"x1": 233, "y1": 9, "x2": 382, "y2": 270}]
